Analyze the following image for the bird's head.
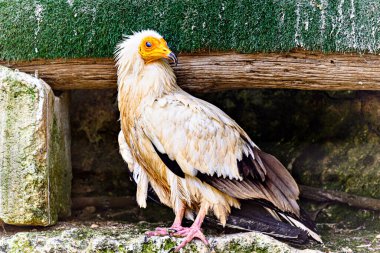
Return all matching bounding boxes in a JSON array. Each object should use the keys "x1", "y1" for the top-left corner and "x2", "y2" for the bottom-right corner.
[
  {"x1": 138, "y1": 35, "x2": 178, "y2": 65},
  {"x1": 115, "y1": 30, "x2": 177, "y2": 77}
]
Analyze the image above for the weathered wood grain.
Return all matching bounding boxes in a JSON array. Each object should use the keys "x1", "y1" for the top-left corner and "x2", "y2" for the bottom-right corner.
[
  {"x1": 300, "y1": 185, "x2": 380, "y2": 211},
  {"x1": 70, "y1": 186, "x2": 380, "y2": 212},
  {"x1": 2, "y1": 51, "x2": 380, "y2": 91}
]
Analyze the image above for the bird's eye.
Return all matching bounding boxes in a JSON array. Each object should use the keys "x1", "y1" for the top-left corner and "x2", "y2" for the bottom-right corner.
[{"x1": 146, "y1": 41, "x2": 152, "y2": 48}]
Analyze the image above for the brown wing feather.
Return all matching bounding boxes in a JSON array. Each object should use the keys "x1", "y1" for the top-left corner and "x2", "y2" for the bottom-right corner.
[
  {"x1": 197, "y1": 146, "x2": 300, "y2": 217},
  {"x1": 257, "y1": 149, "x2": 299, "y2": 198}
]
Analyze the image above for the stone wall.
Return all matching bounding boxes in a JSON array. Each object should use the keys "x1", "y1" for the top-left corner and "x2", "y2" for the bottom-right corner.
[
  {"x1": 200, "y1": 90, "x2": 380, "y2": 198},
  {"x1": 70, "y1": 89, "x2": 380, "y2": 202},
  {"x1": 70, "y1": 90, "x2": 133, "y2": 199}
]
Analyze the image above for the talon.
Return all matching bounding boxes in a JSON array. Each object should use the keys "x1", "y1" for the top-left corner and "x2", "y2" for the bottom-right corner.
[
  {"x1": 167, "y1": 228, "x2": 178, "y2": 234},
  {"x1": 174, "y1": 226, "x2": 209, "y2": 251},
  {"x1": 145, "y1": 226, "x2": 184, "y2": 237}
]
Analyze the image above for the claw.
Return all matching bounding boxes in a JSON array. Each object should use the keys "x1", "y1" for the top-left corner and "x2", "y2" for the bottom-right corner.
[
  {"x1": 145, "y1": 227, "x2": 169, "y2": 236},
  {"x1": 145, "y1": 226, "x2": 184, "y2": 237},
  {"x1": 173, "y1": 227, "x2": 209, "y2": 252},
  {"x1": 167, "y1": 228, "x2": 178, "y2": 234}
]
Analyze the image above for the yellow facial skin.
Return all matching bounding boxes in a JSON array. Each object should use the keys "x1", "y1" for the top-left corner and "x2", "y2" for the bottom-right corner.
[{"x1": 139, "y1": 36, "x2": 177, "y2": 65}]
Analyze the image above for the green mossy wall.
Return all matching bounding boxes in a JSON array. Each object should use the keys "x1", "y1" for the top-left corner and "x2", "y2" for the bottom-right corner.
[{"x1": 1, "y1": 0, "x2": 380, "y2": 61}]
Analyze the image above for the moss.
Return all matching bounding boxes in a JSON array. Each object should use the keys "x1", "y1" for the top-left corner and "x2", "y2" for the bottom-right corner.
[
  {"x1": 141, "y1": 237, "x2": 183, "y2": 252},
  {"x1": 2, "y1": 1, "x2": 380, "y2": 61},
  {"x1": 162, "y1": 238, "x2": 177, "y2": 251},
  {"x1": 49, "y1": 95, "x2": 72, "y2": 219},
  {"x1": 2, "y1": 220, "x2": 376, "y2": 252},
  {"x1": 49, "y1": 116, "x2": 61, "y2": 221},
  {"x1": 314, "y1": 206, "x2": 380, "y2": 252},
  {"x1": 293, "y1": 128, "x2": 380, "y2": 198},
  {"x1": 0, "y1": 67, "x2": 71, "y2": 226},
  {"x1": 0, "y1": 223, "x2": 318, "y2": 253},
  {"x1": 141, "y1": 240, "x2": 156, "y2": 252},
  {"x1": 117, "y1": 245, "x2": 128, "y2": 253},
  {"x1": 224, "y1": 239, "x2": 269, "y2": 253},
  {"x1": 7, "y1": 235, "x2": 34, "y2": 253},
  {"x1": 0, "y1": 70, "x2": 50, "y2": 225}
]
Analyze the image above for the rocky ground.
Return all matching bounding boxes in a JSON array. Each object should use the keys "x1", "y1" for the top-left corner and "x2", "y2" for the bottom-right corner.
[
  {"x1": 0, "y1": 221, "x2": 321, "y2": 253},
  {"x1": 0, "y1": 202, "x2": 379, "y2": 252}
]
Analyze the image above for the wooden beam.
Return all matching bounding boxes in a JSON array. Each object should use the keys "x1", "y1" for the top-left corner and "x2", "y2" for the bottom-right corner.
[
  {"x1": 70, "y1": 186, "x2": 380, "y2": 212},
  {"x1": 300, "y1": 185, "x2": 380, "y2": 211},
  {"x1": 2, "y1": 51, "x2": 380, "y2": 91}
]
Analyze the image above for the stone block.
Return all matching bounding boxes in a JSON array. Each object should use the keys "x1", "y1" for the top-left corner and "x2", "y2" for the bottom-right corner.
[{"x1": 0, "y1": 66, "x2": 71, "y2": 226}]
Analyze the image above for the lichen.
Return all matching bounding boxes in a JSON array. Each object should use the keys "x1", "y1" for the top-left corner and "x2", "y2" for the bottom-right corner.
[
  {"x1": 0, "y1": 223, "x2": 321, "y2": 253},
  {"x1": 0, "y1": 69, "x2": 49, "y2": 225},
  {"x1": 0, "y1": 67, "x2": 71, "y2": 226},
  {"x1": 49, "y1": 93, "x2": 72, "y2": 219},
  {"x1": 7, "y1": 236, "x2": 34, "y2": 253}
]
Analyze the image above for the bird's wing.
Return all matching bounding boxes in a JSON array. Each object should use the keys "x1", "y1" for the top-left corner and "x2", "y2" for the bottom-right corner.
[
  {"x1": 141, "y1": 92, "x2": 300, "y2": 215},
  {"x1": 118, "y1": 131, "x2": 149, "y2": 208}
]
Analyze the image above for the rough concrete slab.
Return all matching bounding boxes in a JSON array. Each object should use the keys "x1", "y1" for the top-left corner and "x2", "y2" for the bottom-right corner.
[
  {"x1": 0, "y1": 66, "x2": 71, "y2": 226},
  {"x1": 0, "y1": 222, "x2": 322, "y2": 253}
]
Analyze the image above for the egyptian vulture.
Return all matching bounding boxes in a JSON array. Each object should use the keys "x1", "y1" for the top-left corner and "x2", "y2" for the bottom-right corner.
[{"x1": 115, "y1": 30, "x2": 321, "y2": 251}]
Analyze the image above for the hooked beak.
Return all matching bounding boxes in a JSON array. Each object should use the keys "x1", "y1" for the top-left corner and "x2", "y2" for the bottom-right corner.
[{"x1": 168, "y1": 51, "x2": 178, "y2": 66}]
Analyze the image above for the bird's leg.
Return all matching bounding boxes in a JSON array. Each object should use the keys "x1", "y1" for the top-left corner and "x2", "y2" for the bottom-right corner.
[
  {"x1": 172, "y1": 203, "x2": 209, "y2": 252},
  {"x1": 145, "y1": 203, "x2": 186, "y2": 236},
  {"x1": 169, "y1": 203, "x2": 186, "y2": 230}
]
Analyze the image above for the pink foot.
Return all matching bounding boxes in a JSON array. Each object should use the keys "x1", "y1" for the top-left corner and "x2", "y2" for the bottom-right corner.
[
  {"x1": 145, "y1": 225, "x2": 186, "y2": 237},
  {"x1": 173, "y1": 226, "x2": 209, "y2": 252}
]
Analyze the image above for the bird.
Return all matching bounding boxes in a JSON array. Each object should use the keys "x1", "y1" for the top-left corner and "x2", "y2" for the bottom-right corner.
[{"x1": 115, "y1": 30, "x2": 322, "y2": 251}]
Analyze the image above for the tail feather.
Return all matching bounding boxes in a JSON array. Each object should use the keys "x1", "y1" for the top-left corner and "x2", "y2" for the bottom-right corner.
[
  {"x1": 125, "y1": 159, "x2": 322, "y2": 244},
  {"x1": 211, "y1": 199, "x2": 322, "y2": 245}
]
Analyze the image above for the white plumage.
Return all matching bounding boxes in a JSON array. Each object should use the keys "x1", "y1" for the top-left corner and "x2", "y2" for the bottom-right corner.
[{"x1": 115, "y1": 30, "x2": 321, "y2": 251}]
